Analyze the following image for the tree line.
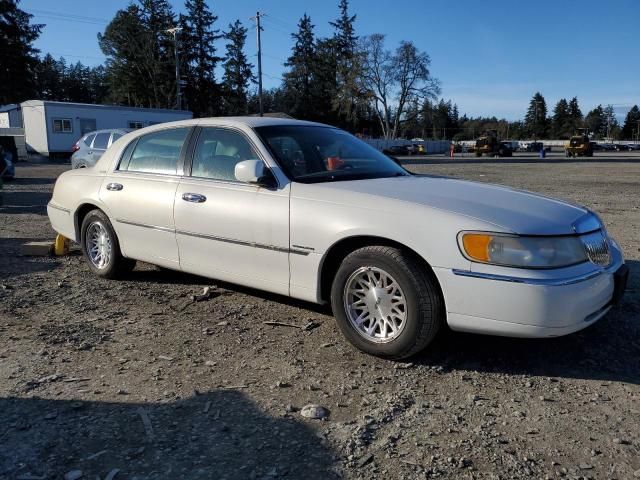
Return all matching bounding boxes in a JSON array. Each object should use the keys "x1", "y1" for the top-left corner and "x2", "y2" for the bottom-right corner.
[{"x1": 1, "y1": 0, "x2": 639, "y2": 140}]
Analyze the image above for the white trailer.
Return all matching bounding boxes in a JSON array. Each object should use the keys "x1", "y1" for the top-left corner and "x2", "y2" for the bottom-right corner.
[{"x1": 19, "y1": 100, "x2": 192, "y2": 156}]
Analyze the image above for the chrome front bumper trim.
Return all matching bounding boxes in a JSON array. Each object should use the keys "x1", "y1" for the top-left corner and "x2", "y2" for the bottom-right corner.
[{"x1": 451, "y1": 264, "x2": 619, "y2": 287}]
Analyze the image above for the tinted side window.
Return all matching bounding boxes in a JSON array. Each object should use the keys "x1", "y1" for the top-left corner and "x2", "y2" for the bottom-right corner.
[
  {"x1": 111, "y1": 132, "x2": 123, "y2": 144},
  {"x1": 191, "y1": 128, "x2": 259, "y2": 181},
  {"x1": 93, "y1": 133, "x2": 110, "y2": 150},
  {"x1": 83, "y1": 134, "x2": 96, "y2": 147},
  {"x1": 122, "y1": 128, "x2": 188, "y2": 175}
]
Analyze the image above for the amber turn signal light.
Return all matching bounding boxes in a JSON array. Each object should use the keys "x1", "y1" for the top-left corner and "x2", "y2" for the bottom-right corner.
[{"x1": 461, "y1": 233, "x2": 492, "y2": 262}]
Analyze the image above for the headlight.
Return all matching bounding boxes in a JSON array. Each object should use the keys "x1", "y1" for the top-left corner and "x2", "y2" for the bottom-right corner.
[{"x1": 459, "y1": 232, "x2": 588, "y2": 268}]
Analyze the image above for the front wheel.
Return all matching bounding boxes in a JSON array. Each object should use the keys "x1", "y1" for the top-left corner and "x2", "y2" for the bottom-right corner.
[
  {"x1": 81, "y1": 209, "x2": 135, "y2": 279},
  {"x1": 330, "y1": 246, "x2": 443, "y2": 359}
]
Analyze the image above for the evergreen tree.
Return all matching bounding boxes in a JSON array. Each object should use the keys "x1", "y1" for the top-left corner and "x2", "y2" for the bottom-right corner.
[
  {"x1": 602, "y1": 104, "x2": 620, "y2": 139},
  {"x1": 181, "y1": 0, "x2": 222, "y2": 116},
  {"x1": 524, "y1": 92, "x2": 548, "y2": 139},
  {"x1": 35, "y1": 55, "x2": 108, "y2": 104},
  {"x1": 585, "y1": 105, "x2": 605, "y2": 139},
  {"x1": 221, "y1": 20, "x2": 254, "y2": 115},
  {"x1": 0, "y1": 0, "x2": 43, "y2": 104},
  {"x1": 35, "y1": 54, "x2": 64, "y2": 100},
  {"x1": 551, "y1": 98, "x2": 571, "y2": 139},
  {"x1": 329, "y1": 0, "x2": 360, "y2": 128},
  {"x1": 282, "y1": 14, "x2": 317, "y2": 119},
  {"x1": 568, "y1": 96, "x2": 583, "y2": 133},
  {"x1": 99, "y1": 0, "x2": 176, "y2": 108},
  {"x1": 621, "y1": 105, "x2": 640, "y2": 140}
]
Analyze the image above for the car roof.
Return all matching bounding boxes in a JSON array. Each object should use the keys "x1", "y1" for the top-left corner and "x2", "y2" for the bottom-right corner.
[
  {"x1": 133, "y1": 116, "x2": 331, "y2": 132},
  {"x1": 84, "y1": 128, "x2": 132, "y2": 136}
]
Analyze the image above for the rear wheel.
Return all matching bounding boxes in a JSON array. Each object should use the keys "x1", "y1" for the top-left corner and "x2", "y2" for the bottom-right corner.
[
  {"x1": 80, "y1": 209, "x2": 135, "y2": 279},
  {"x1": 330, "y1": 246, "x2": 443, "y2": 359}
]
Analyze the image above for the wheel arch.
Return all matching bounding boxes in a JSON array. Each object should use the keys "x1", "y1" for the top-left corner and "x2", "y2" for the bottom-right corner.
[
  {"x1": 74, "y1": 202, "x2": 105, "y2": 242},
  {"x1": 318, "y1": 235, "x2": 443, "y2": 305}
]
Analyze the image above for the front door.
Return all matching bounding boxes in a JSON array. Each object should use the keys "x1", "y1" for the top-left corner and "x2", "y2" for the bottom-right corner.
[
  {"x1": 99, "y1": 127, "x2": 191, "y2": 268},
  {"x1": 174, "y1": 126, "x2": 290, "y2": 295}
]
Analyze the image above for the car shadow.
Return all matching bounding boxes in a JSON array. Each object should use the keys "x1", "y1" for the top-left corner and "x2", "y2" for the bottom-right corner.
[
  {"x1": 0, "y1": 190, "x2": 51, "y2": 215},
  {"x1": 124, "y1": 259, "x2": 639, "y2": 384},
  {"x1": 0, "y1": 237, "x2": 60, "y2": 279},
  {"x1": 127, "y1": 265, "x2": 332, "y2": 316},
  {"x1": 1, "y1": 390, "x2": 340, "y2": 479},
  {"x1": 9, "y1": 176, "x2": 57, "y2": 186},
  {"x1": 414, "y1": 259, "x2": 639, "y2": 385}
]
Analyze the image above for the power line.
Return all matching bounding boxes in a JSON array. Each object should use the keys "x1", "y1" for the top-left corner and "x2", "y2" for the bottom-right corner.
[
  {"x1": 256, "y1": 52, "x2": 288, "y2": 64},
  {"x1": 263, "y1": 72, "x2": 284, "y2": 82},
  {"x1": 47, "y1": 52, "x2": 106, "y2": 61},
  {"x1": 28, "y1": 9, "x2": 109, "y2": 26},
  {"x1": 263, "y1": 14, "x2": 298, "y2": 30},
  {"x1": 260, "y1": 18, "x2": 293, "y2": 38}
]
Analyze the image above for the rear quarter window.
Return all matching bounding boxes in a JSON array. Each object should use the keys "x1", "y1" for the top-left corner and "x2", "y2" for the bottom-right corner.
[
  {"x1": 83, "y1": 134, "x2": 96, "y2": 147},
  {"x1": 93, "y1": 133, "x2": 110, "y2": 150}
]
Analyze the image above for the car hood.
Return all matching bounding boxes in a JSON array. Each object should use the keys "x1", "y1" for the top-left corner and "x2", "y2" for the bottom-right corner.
[{"x1": 303, "y1": 175, "x2": 589, "y2": 235}]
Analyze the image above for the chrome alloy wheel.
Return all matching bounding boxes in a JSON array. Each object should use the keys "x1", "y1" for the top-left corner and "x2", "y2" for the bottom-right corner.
[
  {"x1": 86, "y1": 221, "x2": 112, "y2": 269},
  {"x1": 343, "y1": 266, "x2": 408, "y2": 343}
]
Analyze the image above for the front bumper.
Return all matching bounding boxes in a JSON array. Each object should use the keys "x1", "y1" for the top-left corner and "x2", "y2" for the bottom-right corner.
[{"x1": 434, "y1": 241, "x2": 627, "y2": 338}]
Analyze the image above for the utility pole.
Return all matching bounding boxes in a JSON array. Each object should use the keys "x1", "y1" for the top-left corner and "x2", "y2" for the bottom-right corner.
[
  {"x1": 251, "y1": 12, "x2": 264, "y2": 117},
  {"x1": 167, "y1": 27, "x2": 183, "y2": 110}
]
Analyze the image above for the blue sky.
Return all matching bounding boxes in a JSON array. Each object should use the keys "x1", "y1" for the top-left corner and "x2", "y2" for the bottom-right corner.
[{"x1": 21, "y1": 0, "x2": 639, "y2": 120}]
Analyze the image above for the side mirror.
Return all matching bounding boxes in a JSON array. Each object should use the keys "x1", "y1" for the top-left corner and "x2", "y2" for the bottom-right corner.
[{"x1": 235, "y1": 159, "x2": 265, "y2": 184}]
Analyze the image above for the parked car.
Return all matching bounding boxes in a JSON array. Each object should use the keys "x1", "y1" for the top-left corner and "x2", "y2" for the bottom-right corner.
[
  {"x1": 71, "y1": 128, "x2": 132, "y2": 169},
  {"x1": 382, "y1": 144, "x2": 413, "y2": 156},
  {"x1": 47, "y1": 118, "x2": 628, "y2": 359},
  {"x1": 614, "y1": 144, "x2": 631, "y2": 152},
  {"x1": 497, "y1": 142, "x2": 513, "y2": 157},
  {"x1": 525, "y1": 141, "x2": 545, "y2": 152},
  {"x1": 627, "y1": 143, "x2": 640, "y2": 151}
]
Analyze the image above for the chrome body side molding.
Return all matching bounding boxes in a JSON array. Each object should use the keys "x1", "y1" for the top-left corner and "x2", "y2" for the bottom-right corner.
[{"x1": 114, "y1": 219, "x2": 309, "y2": 256}]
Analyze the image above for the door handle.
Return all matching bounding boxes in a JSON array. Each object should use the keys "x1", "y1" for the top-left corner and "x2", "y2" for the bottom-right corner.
[
  {"x1": 182, "y1": 192, "x2": 207, "y2": 203},
  {"x1": 106, "y1": 182, "x2": 123, "y2": 191}
]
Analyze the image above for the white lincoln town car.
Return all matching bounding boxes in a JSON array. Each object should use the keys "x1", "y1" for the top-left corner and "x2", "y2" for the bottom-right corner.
[{"x1": 47, "y1": 118, "x2": 628, "y2": 359}]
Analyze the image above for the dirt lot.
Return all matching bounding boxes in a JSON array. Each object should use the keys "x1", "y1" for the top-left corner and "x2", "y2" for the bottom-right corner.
[{"x1": 1, "y1": 154, "x2": 639, "y2": 480}]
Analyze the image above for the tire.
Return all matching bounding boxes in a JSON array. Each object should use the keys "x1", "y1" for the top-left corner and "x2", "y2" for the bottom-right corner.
[
  {"x1": 80, "y1": 209, "x2": 135, "y2": 279},
  {"x1": 330, "y1": 246, "x2": 443, "y2": 359}
]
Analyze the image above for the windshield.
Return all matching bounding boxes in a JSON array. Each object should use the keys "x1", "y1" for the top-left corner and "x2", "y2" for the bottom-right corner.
[{"x1": 254, "y1": 125, "x2": 409, "y2": 183}]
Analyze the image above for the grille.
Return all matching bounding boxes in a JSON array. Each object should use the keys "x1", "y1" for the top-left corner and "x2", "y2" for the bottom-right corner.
[{"x1": 581, "y1": 230, "x2": 611, "y2": 267}]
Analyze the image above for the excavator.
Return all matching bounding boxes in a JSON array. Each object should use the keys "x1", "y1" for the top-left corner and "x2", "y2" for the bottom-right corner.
[{"x1": 565, "y1": 128, "x2": 593, "y2": 157}]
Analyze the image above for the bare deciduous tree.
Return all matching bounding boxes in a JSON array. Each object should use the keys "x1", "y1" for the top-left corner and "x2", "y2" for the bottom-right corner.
[{"x1": 359, "y1": 34, "x2": 440, "y2": 139}]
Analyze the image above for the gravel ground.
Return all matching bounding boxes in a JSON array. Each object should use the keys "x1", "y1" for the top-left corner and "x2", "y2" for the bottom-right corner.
[{"x1": 0, "y1": 154, "x2": 639, "y2": 480}]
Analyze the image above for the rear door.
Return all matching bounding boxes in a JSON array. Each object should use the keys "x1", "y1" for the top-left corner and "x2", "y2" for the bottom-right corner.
[{"x1": 99, "y1": 127, "x2": 192, "y2": 268}]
